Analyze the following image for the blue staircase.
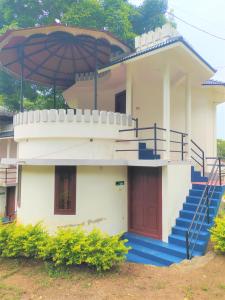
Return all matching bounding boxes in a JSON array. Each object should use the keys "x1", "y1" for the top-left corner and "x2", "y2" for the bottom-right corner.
[
  {"x1": 139, "y1": 142, "x2": 160, "y2": 160},
  {"x1": 191, "y1": 166, "x2": 207, "y2": 182},
  {"x1": 124, "y1": 183, "x2": 224, "y2": 266}
]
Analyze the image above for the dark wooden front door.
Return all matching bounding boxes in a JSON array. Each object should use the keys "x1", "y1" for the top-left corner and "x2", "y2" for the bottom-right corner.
[
  {"x1": 115, "y1": 90, "x2": 126, "y2": 113},
  {"x1": 6, "y1": 187, "x2": 16, "y2": 220},
  {"x1": 128, "y1": 167, "x2": 162, "y2": 239}
]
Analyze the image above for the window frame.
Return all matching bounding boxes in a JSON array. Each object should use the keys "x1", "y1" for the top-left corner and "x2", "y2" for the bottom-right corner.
[{"x1": 54, "y1": 166, "x2": 76, "y2": 215}]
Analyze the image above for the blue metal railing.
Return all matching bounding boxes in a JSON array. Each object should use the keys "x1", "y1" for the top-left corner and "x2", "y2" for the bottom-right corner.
[{"x1": 185, "y1": 158, "x2": 222, "y2": 259}]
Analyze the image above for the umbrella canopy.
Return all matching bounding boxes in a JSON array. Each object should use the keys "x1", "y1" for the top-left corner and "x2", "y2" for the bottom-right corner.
[{"x1": 0, "y1": 24, "x2": 130, "y2": 88}]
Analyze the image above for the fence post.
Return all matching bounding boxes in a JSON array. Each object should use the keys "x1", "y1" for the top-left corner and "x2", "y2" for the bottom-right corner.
[
  {"x1": 154, "y1": 123, "x2": 157, "y2": 156},
  {"x1": 219, "y1": 157, "x2": 222, "y2": 186},
  {"x1": 185, "y1": 231, "x2": 190, "y2": 259},
  {"x1": 206, "y1": 185, "x2": 210, "y2": 224},
  {"x1": 135, "y1": 118, "x2": 139, "y2": 138},
  {"x1": 181, "y1": 134, "x2": 184, "y2": 161},
  {"x1": 202, "y1": 151, "x2": 205, "y2": 177},
  {"x1": 5, "y1": 168, "x2": 7, "y2": 185}
]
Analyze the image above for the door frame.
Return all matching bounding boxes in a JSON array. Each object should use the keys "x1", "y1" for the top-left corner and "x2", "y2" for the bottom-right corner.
[
  {"x1": 115, "y1": 90, "x2": 126, "y2": 113},
  {"x1": 128, "y1": 167, "x2": 162, "y2": 239},
  {"x1": 6, "y1": 186, "x2": 16, "y2": 220}
]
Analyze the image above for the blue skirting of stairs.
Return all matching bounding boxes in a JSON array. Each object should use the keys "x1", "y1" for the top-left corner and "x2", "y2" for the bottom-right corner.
[
  {"x1": 191, "y1": 166, "x2": 208, "y2": 182},
  {"x1": 124, "y1": 183, "x2": 224, "y2": 266},
  {"x1": 138, "y1": 142, "x2": 160, "y2": 160}
]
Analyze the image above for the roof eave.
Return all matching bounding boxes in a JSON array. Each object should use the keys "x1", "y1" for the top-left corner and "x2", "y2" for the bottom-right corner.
[{"x1": 100, "y1": 36, "x2": 216, "y2": 75}]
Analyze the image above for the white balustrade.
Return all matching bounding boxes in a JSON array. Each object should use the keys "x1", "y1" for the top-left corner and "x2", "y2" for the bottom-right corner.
[{"x1": 14, "y1": 109, "x2": 133, "y2": 128}]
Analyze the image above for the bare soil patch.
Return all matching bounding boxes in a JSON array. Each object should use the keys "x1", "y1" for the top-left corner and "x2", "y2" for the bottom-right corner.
[{"x1": 0, "y1": 251, "x2": 225, "y2": 300}]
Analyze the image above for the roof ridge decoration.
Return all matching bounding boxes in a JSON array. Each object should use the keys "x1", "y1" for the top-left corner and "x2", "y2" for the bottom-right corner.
[{"x1": 135, "y1": 23, "x2": 179, "y2": 52}]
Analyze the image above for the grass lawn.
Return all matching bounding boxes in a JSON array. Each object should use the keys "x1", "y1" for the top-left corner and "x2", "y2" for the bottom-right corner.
[{"x1": 0, "y1": 250, "x2": 225, "y2": 300}]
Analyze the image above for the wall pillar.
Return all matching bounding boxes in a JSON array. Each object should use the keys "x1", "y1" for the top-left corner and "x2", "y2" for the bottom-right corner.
[
  {"x1": 6, "y1": 139, "x2": 11, "y2": 159},
  {"x1": 126, "y1": 64, "x2": 132, "y2": 115},
  {"x1": 212, "y1": 102, "x2": 217, "y2": 156},
  {"x1": 185, "y1": 75, "x2": 192, "y2": 160},
  {"x1": 163, "y1": 64, "x2": 170, "y2": 160}
]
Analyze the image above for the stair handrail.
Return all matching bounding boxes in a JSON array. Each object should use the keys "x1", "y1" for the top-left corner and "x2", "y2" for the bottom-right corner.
[
  {"x1": 117, "y1": 122, "x2": 188, "y2": 161},
  {"x1": 191, "y1": 139, "x2": 205, "y2": 177},
  {"x1": 185, "y1": 158, "x2": 220, "y2": 259}
]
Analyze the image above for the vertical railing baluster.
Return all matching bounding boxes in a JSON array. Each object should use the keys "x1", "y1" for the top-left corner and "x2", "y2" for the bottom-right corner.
[
  {"x1": 206, "y1": 185, "x2": 210, "y2": 224},
  {"x1": 154, "y1": 123, "x2": 157, "y2": 156},
  {"x1": 5, "y1": 168, "x2": 7, "y2": 185},
  {"x1": 202, "y1": 150, "x2": 205, "y2": 177},
  {"x1": 185, "y1": 231, "x2": 190, "y2": 259},
  {"x1": 219, "y1": 157, "x2": 222, "y2": 186},
  {"x1": 181, "y1": 134, "x2": 184, "y2": 161},
  {"x1": 136, "y1": 118, "x2": 139, "y2": 138}
]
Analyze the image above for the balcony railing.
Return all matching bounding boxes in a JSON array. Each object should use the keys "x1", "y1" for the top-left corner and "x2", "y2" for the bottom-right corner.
[
  {"x1": 0, "y1": 167, "x2": 17, "y2": 186},
  {"x1": 0, "y1": 130, "x2": 14, "y2": 138},
  {"x1": 116, "y1": 122, "x2": 188, "y2": 160}
]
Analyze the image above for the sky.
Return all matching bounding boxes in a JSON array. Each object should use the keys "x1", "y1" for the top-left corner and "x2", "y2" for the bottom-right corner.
[{"x1": 129, "y1": 0, "x2": 225, "y2": 139}]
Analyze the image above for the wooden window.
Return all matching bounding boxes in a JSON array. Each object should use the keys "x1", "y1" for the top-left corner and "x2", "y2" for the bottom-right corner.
[{"x1": 54, "y1": 166, "x2": 76, "y2": 215}]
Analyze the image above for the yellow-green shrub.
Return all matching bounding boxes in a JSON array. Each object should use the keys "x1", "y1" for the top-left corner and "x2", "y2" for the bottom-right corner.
[
  {"x1": 39, "y1": 227, "x2": 129, "y2": 271},
  {"x1": 0, "y1": 222, "x2": 48, "y2": 258},
  {"x1": 210, "y1": 214, "x2": 225, "y2": 253},
  {"x1": 85, "y1": 229, "x2": 129, "y2": 271},
  {"x1": 0, "y1": 223, "x2": 129, "y2": 272},
  {"x1": 39, "y1": 227, "x2": 88, "y2": 266}
]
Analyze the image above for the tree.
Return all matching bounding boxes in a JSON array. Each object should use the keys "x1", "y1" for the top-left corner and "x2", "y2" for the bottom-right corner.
[
  {"x1": 0, "y1": 0, "x2": 169, "y2": 111},
  {"x1": 131, "y1": 0, "x2": 168, "y2": 35},
  {"x1": 217, "y1": 139, "x2": 225, "y2": 158}
]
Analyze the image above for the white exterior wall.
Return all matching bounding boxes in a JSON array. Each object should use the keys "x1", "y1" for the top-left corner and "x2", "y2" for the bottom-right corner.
[
  {"x1": 126, "y1": 58, "x2": 218, "y2": 158},
  {"x1": 192, "y1": 88, "x2": 217, "y2": 157},
  {"x1": 0, "y1": 187, "x2": 6, "y2": 216},
  {"x1": 14, "y1": 110, "x2": 136, "y2": 161},
  {"x1": 18, "y1": 165, "x2": 128, "y2": 235},
  {"x1": 162, "y1": 164, "x2": 191, "y2": 242}
]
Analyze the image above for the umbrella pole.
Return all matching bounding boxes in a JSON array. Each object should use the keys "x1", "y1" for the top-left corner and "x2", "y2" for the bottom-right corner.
[
  {"x1": 53, "y1": 82, "x2": 56, "y2": 109},
  {"x1": 94, "y1": 69, "x2": 98, "y2": 110},
  {"x1": 94, "y1": 41, "x2": 98, "y2": 110},
  {"x1": 19, "y1": 48, "x2": 24, "y2": 112}
]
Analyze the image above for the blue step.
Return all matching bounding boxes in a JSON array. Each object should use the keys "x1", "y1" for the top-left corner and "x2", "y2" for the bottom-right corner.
[
  {"x1": 192, "y1": 184, "x2": 222, "y2": 192},
  {"x1": 176, "y1": 217, "x2": 212, "y2": 229},
  {"x1": 189, "y1": 189, "x2": 221, "y2": 199},
  {"x1": 124, "y1": 232, "x2": 202, "y2": 259},
  {"x1": 127, "y1": 242, "x2": 182, "y2": 266},
  {"x1": 191, "y1": 166, "x2": 208, "y2": 182},
  {"x1": 183, "y1": 203, "x2": 216, "y2": 214},
  {"x1": 138, "y1": 143, "x2": 160, "y2": 160},
  {"x1": 186, "y1": 196, "x2": 218, "y2": 207},
  {"x1": 180, "y1": 209, "x2": 214, "y2": 221},
  {"x1": 126, "y1": 252, "x2": 164, "y2": 266},
  {"x1": 172, "y1": 226, "x2": 209, "y2": 241},
  {"x1": 168, "y1": 234, "x2": 205, "y2": 252}
]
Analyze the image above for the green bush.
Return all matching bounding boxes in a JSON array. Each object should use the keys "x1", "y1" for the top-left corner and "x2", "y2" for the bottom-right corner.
[
  {"x1": 39, "y1": 227, "x2": 88, "y2": 266},
  {"x1": 85, "y1": 229, "x2": 129, "y2": 271},
  {"x1": 210, "y1": 214, "x2": 225, "y2": 253},
  {"x1": 0, "y1": 223, "x2": 129, "y2": 272},
  {"x1": 0, "y1": 222, "x2": 48, "y2": 258},
  {"x1": 39, "y1": 227, "x2": 129, "y2": 271}
]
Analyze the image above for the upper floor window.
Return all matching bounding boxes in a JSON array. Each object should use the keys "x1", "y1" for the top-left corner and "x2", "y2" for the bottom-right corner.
[{"x1": 54, "y1": 166, "x2": 76, "y2": 215}]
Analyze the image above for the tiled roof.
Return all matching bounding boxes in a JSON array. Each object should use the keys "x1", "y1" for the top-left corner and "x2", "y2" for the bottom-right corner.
[
  {"x1": 202, "y1": 79, "x2": 225, "y2": 87},
  {"x1": 102, "y1": 36, "x2": 216, "y2": 73}
]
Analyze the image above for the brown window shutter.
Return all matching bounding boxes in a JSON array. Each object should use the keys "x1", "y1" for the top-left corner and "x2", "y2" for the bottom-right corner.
[{"x1": 54, "y1": 166, "x2": 76, "y2": 215}]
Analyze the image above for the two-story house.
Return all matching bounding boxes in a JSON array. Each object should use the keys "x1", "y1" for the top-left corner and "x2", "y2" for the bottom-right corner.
[{"x1": 0, "y1": 23, "x2": 224, "y2": 266}]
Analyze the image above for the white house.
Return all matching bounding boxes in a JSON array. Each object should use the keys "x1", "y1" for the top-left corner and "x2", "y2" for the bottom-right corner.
[
  {"x1": 0, "y1": 108, "x2": 17, "y2": 220},
  {"x1": 0, "y1": 23, "x2": 225, "y2": 266}
]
